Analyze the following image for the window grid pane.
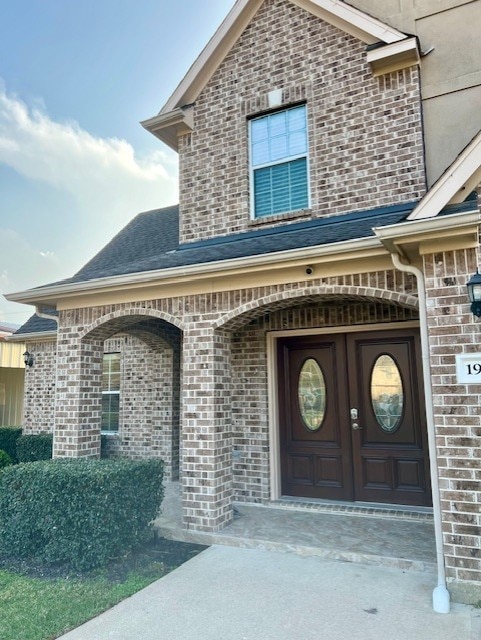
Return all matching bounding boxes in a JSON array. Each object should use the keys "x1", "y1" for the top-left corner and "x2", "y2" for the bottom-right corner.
[
  {"x1": 251, "y1": 105, "x2": 308, "y2": 217},
  {"x1": 102, "y1": 353, "x2": 120, "y2": 432}
]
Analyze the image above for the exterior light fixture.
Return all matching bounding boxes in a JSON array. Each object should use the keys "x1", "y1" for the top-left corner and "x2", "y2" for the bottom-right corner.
[
  {"x1": 467, "y1": 270, "x2": 481, "y2": 317},
  {"x1": 23, "y1": 351, "x2": 34, "y2": 368}
]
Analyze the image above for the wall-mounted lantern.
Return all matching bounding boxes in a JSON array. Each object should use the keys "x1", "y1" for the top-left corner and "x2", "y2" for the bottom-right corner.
[
  {"x1": 467, "y1": 270, "x2": 481, "y2": 317},
  {"x1": 23, "y1": 351, "x2": 34, "y2": 368}
]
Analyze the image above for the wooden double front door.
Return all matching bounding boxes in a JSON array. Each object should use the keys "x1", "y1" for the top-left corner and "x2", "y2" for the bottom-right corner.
[{"x1": 278, "y1": 329, "x2": 432, "y2": 506}]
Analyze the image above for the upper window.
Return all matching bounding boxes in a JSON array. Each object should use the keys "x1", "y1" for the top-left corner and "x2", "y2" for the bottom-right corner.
[
  {"x1": 102, "y1": 352, "x2": 120, "y2": 433},
  {"x1": 250, "y1": 104, "x2": 309, "y2": 218}
]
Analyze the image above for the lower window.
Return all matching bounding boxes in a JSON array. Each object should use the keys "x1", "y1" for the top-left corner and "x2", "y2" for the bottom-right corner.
[{"x1": 102, "y1": 352, "x2": 120, "y2": 432}]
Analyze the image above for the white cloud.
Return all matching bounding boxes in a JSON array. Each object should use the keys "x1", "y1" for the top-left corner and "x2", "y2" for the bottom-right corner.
[
  {"x1": 0, "y1": 87, "x2": 179, "y2": 325},
  {"x1": 0, "y1": 88, "x2": 178, "y2": 214}
]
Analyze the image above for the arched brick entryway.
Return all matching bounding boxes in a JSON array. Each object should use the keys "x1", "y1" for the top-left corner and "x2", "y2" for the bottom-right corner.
[{"x1": 53, "y1": 311, "x2": 182, "y2": 478}]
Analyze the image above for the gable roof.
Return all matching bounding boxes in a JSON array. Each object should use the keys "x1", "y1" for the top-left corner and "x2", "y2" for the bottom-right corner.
[
  {"x1": 408, "y1": 129, "x2": 481, "y2": 221},
  {"x1": 141, "y1": 0, "x2": 419, "y2": 150}
]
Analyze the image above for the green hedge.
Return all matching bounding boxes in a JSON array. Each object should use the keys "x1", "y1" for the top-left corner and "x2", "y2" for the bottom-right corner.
[
  {"x1": 0, "y1": 427, "x2": 22, "y2": 463},
  {"x1": 0, "y1": 458, "x2": 164, "y2": 571},
  {"x1": 16, "y1": 434, "x2": 53, "y2": 462},
  {"x1": 0, "y1": 450, "x2": 12, "y2": 470}
]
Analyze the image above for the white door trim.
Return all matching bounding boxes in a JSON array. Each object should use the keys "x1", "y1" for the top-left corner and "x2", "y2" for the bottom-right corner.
[{"x1": 267, "y1": 320, "x2": 420, "y2": 501}]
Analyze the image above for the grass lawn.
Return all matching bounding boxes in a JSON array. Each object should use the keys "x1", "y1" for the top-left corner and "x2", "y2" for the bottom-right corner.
[{"x1": 0, "y1": 539, "x2": 207, "y2": 640}]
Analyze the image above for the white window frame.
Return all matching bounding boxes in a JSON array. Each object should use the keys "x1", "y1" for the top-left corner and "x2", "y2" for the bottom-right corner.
[
  {"x1": 249, "y1": 103, "x2": 310, "y2": 219},
  {"x1": 101, "y1": 352, "x2": 121, "y2": 434}
]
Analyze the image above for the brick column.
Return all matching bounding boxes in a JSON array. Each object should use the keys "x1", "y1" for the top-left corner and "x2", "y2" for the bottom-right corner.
[
  {"x1": 181, "y1": 324, "x2": 233, "y2": 532},
  {"x1": 424, "y1": 248, "x2": 481, "y2": 594},
  {"x1": 53, "y1": 331, "x2": 103, "y2": 458}
]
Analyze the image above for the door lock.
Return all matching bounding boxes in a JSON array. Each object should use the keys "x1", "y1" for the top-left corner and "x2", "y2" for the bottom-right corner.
[{"x1": 350, "y1": 408, "x2": 358, "y2": 420}]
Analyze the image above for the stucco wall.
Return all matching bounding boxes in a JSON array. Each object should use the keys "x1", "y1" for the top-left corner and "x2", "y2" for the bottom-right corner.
[{"x1": 347, "y1": 0, "x2": 481, "y2": 184}]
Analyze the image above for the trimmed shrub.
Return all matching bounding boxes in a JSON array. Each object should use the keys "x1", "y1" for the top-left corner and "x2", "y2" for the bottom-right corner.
[
  {"x1": 0, "y1": 450, "x2": 13, "y2": 470},
  {"x1": 16, "y1": 434, "x2": 53, "y2": 462},
  {"x1": 100, "y1": 434, "x2": 109, "y2": 458},
  {"x1": 0, "y1": 458, "x2": 164, "y2": 571},
  {"x1": 0, "y1": 427, "x2": 22, "y2": 463}
]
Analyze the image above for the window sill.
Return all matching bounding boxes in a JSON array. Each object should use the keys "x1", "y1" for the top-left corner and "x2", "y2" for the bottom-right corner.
[{"x1": 248, "y1": 208, "x2": 312, "y2": 227}]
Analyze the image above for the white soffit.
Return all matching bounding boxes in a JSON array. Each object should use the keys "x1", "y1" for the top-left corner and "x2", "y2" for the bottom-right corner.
[
  {"x1": 408, "y1": 130, "x2": 481, "y2": 221},
  {"x1": 366, "y1": 38, "x2": 420, "y2": 77}
]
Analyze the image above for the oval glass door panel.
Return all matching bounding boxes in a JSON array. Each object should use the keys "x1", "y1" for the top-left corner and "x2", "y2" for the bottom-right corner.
[
  {"x1": 370, "y1": 355, "x2": 404, "y2": 433},
  {"x1": 298, "y1": 358, "x2": 326, "y2": 431}
]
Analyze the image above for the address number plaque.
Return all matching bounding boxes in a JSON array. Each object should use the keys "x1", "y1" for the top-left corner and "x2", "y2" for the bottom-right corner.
[{"x1": 455, "y1": 354, "x2": 481, "y2": 384}]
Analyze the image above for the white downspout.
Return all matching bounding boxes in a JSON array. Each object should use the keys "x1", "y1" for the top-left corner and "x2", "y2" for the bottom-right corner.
[
  {"x1": 35, "y1": 307, "x2": 60, "y2": 457},
  {"x1": 390, "y1": 254, "x2": 450, "y2": 614},
  {"x1": 35, "y1": 308, "x2": 59, "y2": 325}
]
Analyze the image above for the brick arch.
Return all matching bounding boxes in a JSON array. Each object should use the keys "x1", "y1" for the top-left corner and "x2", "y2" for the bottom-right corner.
[
  {"x1": 79, "y1": 307, "x2": 184, "y2": 341},
  {"x1": 213, "y1": 285, "x2": 419, "y2": 330},
  {"x1": 105, "y1": 329, "x2": 172, "y2": 353}
]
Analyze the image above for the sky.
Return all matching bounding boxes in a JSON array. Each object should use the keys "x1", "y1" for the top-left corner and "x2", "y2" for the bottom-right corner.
[{"x1": 0, "y1": 0, "x2": 235, "y2": 326}]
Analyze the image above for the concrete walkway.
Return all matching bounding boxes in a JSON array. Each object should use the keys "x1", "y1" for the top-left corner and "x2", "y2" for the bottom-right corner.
[{"x1": 59, "y1": 545, "x2": 479, "y2": 640}]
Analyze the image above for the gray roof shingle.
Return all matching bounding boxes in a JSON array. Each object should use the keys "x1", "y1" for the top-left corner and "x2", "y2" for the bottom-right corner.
[
  {"x1": 16, "y1": 197, "x2": 476, "y2": 336},
  {"x1": 47, "y1": 201, "x2": 423, "y2": 287},
  {"x1": 15, "y1": 311, "x2": 58, "y2": 336}
]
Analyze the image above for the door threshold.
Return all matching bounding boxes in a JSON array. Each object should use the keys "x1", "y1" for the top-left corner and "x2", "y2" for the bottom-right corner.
[{"x1": 270, "y1": 496, "x2": 433, "y2": 521}]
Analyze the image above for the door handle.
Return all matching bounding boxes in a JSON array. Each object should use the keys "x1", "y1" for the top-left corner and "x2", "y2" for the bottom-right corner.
[{"x1": 352, "y1": 423, "x2": 363, "y2": 430}]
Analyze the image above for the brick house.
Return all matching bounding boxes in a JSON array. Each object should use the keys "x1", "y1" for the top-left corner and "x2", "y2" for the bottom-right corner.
[{"x1": 5, "y1": 0, "x2": 481, "y2": 608}]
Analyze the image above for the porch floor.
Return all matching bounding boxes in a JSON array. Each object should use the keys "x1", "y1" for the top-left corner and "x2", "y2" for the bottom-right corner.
[{"x1": 155, "y1": 482, "x2": 437, "y2": 573}]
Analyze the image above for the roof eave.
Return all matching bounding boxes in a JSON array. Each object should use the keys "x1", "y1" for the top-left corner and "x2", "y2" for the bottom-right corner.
[
  {"x1": 6, "y1": 331, "x2": 57, "y2": 343},
  {"x1": 374, "y1": 209, "x2": 481, "y2": 255},
  {"x1": 367, "y1": 38, "x2": 420, "y2": 77},
  {"x1": 5, "y1": 235, "x2": 383, "y2": 307},
  {"x1": 140, "y1": 107, "x2": 194, "y2": 152},
  {"x1": 408, "y1": 130, "x2": 481, "y2": 221}
]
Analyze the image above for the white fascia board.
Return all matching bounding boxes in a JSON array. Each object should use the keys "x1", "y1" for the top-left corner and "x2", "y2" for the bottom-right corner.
[
  {"x1": 5, "y1": 331, "x2": 57, "y2": 342},
  {"x1": 160, "y1": 0, "x2": 406, "y2": 115},
  {"x1": 5, "y1": 235, "x2": 382, "y2": 305},
  {"x1": 408, "y1": 131, "x2": 481, "y2": 221},
  {"x1": 292, "y1": 0, "x2": 406, "y2": 45},
  {"x1": 162, "y1": 0, "x2": 262, "y2": 114},
  {"x1": 140, "y1": 107, "x2": 193, "y2": 152},
  {"x1": 374, "y1": 210, "x2": 480, "y2": 247},
  {"x1": 366, "y1": 37, "x2": 420, "y2": 76}
]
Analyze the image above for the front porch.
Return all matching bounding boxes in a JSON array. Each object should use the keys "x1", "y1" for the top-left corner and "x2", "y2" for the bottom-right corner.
[{"x1": 156, "y1": 482, "x2": 436, "y2": 573}]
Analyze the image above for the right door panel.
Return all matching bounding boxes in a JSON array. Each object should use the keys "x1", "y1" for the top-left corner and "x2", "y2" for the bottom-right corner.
[{"x1": 347, "y1": 330, "x2": 431, "y2": 506}]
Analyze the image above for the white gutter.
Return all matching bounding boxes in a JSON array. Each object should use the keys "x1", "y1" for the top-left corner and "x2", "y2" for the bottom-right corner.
[
  {"x1": 373, "y1": 209, "x2": 480, "y2": 239},
  {"x1": 5, "y1": 235, "x2": 381, "y2": 305},
  {"x1": 6, "y1": 331, "x2": 57, "y2": 342},
  {"x1": 390, "y1": 253, "x2": 450, "y2": 614},
  {"x1": 8, "y1": 209, "x2": 477, "y2": 307}
]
